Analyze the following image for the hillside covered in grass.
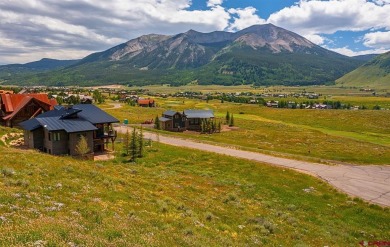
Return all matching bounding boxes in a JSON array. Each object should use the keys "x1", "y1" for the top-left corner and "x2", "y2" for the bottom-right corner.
[
  {"x1": 0, "y1": 127, "x2": 389, "y2": 246},
  {"x1": 337, "y1": 51, "x2": 390, "y2": 88}
]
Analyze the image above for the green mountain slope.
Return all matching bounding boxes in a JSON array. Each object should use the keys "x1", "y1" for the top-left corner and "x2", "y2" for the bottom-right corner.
[{"x1": 337, "y1": 52, "x2": 390, "y2": 88}]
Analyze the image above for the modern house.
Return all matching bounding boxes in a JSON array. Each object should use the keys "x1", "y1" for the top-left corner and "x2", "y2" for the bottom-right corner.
[
  {"x1": 159, "y1": 109, "x2": 214, "y2": 132},
  {"x1": 159, "y1": 110, "x2": 187, "y2": 131},
  {"x1": 19, "y1": 104, "x2": 119, "y2": 156},
  {"x1": 0, "y1": 93, "x2": 57, "y2": 128},
  {"x1": 184, "y1": 110, "x2": 214, "y2": 131}
]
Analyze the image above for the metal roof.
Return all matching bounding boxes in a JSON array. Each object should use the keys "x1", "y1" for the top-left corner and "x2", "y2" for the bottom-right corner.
[
  {"x1": 19, "y1": 104, "x2": 117, "y2": 133},
  {"x1": 184, "y1": 110, "x2": 214, "y2": 119},
  {"x1": 37, "y1": 117, "x2": 97, "y2": 133},
  {"x1": 19, "y1": 118, "x2": 42, "y2": 131},
  {"x1": 163, "y1": 110, "x2": 179, "y2": 117},
  {"x1": 73, "y1": 104, "x2": 119, "y2": 124},
  {"x1": 159, "y1": 117, "x2": 171, "y2": 122}
]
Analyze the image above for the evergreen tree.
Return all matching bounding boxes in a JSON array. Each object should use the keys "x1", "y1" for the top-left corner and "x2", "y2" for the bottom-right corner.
[
  {"x1": 218, "y1": 121, "x2": 222, "y2": 133},
  {"x1": 122, "y1": 129, "x2": 130, "y2": 156},
  {"x1": 225, "y1": 111, "x2": 230, "y2": 124},
  {"x1": 138, "y1": 126, "x2": 144, "y2": 158},
  {"x1": 229, "y1": 114, "x2": 234, "y2": 127},
  {"x1": 154, "y1": 115, "x2": 161, "y2": 130},
  {"x1": 129, "y1": 128, "x2": 138, "y2": 162}
]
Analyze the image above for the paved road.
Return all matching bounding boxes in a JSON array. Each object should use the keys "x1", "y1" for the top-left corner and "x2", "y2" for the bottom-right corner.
[{"x1": 116, "y1": 127, "x2": 390, "y2": 207}]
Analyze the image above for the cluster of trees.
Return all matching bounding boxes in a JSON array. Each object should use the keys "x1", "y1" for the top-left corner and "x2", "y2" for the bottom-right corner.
[
  {"x1": 200, "y1": 119, "x2": 222, "y2": 134},
  {"x1": 92, "y1": 90, "x2": 105, "y2": 104},
  {"x1": 122, "y1": 127, "x2": 148, "y2": 162}
]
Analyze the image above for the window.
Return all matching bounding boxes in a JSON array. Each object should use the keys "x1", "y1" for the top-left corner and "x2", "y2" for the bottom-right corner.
[
  {"x1": 48, "y1": 133, "x2": 51, "y2": 141},
  {"x1": 53, "y1": 132, "x2": 61, "y2": 141}
]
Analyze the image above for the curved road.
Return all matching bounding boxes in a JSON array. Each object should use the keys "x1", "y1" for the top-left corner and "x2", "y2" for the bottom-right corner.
[{"x1": 116, "y1": 127, "x2": 390, "y2": 207}]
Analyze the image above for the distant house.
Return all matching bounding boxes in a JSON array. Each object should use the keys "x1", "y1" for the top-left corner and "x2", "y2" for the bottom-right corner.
[
  {"x1": 19, "y1": 104, "x2": 119, "y2": 156},
  {"x1": 184, "y1": 110, "x2": 214, "y2": 131},
  {"x1": 137, "y1": 98, "x2": 155, "y2": 107},
  {"x1": 159, "y1": 110, "x2": 186, "y2": 131},
  {"x1": 0, "y1": 93, "x2": 57, "y2": 128},
  {"x1": 159, "y1": 109, "x2": 214, "y2": 132}
]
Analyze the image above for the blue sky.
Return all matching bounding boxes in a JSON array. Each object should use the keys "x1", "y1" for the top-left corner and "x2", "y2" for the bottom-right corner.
[{"x1": 0, "y1": 0, "x2": 389, "y2": 64}]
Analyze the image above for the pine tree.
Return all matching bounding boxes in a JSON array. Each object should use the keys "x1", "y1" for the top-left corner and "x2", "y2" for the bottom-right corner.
[
  {"x1": 122, "y1": 129, "x2": 130, "y2": 156},
  {"x1": 129, "y1": 128, "x2": 138, "y2": 162},
  {"x1": 138, "y1": 126, "x2": 144, "y2": 158},
  {"x1": 225, "y1": 111, "x2": 230, "y2": 124},
  {"x1": 154, "y1": 115, "x2": 160, "y2": 130},
  {"x1": 218, "y1": 121, "x2": 222, "y2": 133},
  {"x1": 229, "y1": 114, "x2": 234, "y2": 127}
]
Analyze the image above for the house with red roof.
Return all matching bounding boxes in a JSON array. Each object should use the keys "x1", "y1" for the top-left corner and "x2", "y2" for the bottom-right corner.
[
  {"x1": 0, "y1": 93, "x2": 57, "y2": 128},
  {"x1": 137, "y1": 98, "x2": 155, "y2": 107}
]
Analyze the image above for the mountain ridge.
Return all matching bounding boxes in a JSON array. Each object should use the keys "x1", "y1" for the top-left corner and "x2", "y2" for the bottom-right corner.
[{"x1": 0, "y1": 24, "x2": 366, "y2": 87}]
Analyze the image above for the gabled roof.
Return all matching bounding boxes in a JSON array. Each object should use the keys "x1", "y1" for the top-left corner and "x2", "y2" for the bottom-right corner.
[
  {"x1": 184, "y1": 110, "x2": 214, "y2": 119},
  {"x1": 1, "y1": 94, "x2": 55, "y2": 113},
  {"x1": 2, "y1": 96, "x2": 52, "y2": 121},
  {"x1": 163, "y1": 110, "x2": 180, "y2": 117},
  {"x1": 159, "y1": 117, "x2": 171, "y2": 122}
]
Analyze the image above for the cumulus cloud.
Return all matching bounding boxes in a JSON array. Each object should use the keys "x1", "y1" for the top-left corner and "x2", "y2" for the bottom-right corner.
[
  {"x1": 326, "y1": 46, "x2": 388, "y2": 56},
  {"x1": 363, "y1": 31, "x2": 390, "y2": 49},
  {"x1": 268, "y1": 0, "x2": 390, "y2": 35},
  {"x1": 227, "y1": 7, "x2": 266, "y2": 31},
  {"x1": 0, "y1": 0, "x2": 232, "y2": 63},
  {"x1": 303, "y1": 34, "x2": 326, "y2": 45},
  {"x1": 207, "y1": 0, "x2": 224, "y2": 7},
  {"x1": 1, "y1": 0, "x2": 389, "y2": 64}
]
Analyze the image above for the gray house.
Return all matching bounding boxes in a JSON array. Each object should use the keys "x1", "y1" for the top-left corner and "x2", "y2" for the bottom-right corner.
[
  {"x1": 159, "y1": 109, "x2": 214, "y2": 132},
  {"x1": 19, "y1": 104, "x2": 119, "y2": 156}
]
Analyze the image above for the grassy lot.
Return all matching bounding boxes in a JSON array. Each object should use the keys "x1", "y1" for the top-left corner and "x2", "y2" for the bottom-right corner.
[
  {"x1": 0, "y1": 127, "x2": 389, "y2": 246},
  {"x1": 103, "y1": 98, "x2": 390, "y2": 165}
]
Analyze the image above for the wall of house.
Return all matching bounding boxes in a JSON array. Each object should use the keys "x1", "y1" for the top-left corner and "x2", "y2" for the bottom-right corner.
[
  {"x1": 24, "y1": 130, "x2": 31, "y2": 147},
  {"x1": 51, "y1": 130, "x2": 69, "y2": 155},
  {"x1": 69, "y1": 131, "x2": 94, "y2": 156},
  {"x1": 29, "y1": 128, "x2": 44, "y2": 149}
]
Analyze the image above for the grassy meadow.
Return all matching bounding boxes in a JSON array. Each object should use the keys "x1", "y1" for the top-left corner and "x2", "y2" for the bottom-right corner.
[
  {"x1": 103, "y1": 97, "x2": 390, "y2": 165},
  {"x1": 0, "y1": 127, "x2": 389, "y2": 246}
]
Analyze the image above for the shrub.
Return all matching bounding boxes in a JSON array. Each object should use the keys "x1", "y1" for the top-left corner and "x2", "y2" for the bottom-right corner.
[{"x1": 1, "y1": 167, "x2": 15, "y2": 177}]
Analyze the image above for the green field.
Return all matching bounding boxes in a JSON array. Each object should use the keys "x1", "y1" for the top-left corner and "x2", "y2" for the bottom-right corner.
[
  {"x1": 103, "y1": 97, "x2": 390, "y2": 165},
  {"x1": 0, "y1": 127, "x2": 389, "y2": 246}
]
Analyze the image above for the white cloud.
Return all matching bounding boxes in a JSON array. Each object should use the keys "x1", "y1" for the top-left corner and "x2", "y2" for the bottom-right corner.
[
  {"x1": 327, "y1": 46, "x2": 388, "y2": 56},
  {"x1": 228, "y1": 7, "x2": 266, "y2": 31},
  {"x1": 0, "y1": 0, "x2": 233, "y2": 63},
  {"x1": 363, "y1": 31, "x2": 390, "y2": 49},
  {"x1": 303, "y1": 34, "x2": 326, "y2": 45},
  {"x1": 207, "y1": 0, "x2": 224, "y2": 7},
  {"x1": 268, "y1": 0, "x2": 390, "y2": 48}
]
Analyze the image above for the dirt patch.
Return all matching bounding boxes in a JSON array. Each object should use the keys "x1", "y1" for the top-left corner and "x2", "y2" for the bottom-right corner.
[{"x1": 1, "y1": 132, "x2": 24, "y2": 147}]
